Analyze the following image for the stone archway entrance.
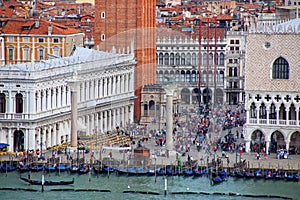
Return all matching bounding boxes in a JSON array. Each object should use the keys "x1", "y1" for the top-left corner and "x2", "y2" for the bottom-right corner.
[
  {"x1": 289, "y1": 131, "x2": 300, "y2": 154},
  {"x1": 270, "y1": 131, "x2": 285, "y2": 153},
  {"x1": 14, "y1": 130, "x2": 24, "y2": 151},
  {"x1": 250, "y1": 130, "x2": 266, "y2": 153}
]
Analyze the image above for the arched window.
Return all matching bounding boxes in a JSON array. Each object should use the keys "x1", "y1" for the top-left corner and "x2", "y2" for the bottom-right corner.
[
  {"x1": 181, "y1": 53, "x2": 185, "y2": 65},
  {"x1": 170, "y1": 53, "x2": 174, "y2": 65},
  {"x1": 272, "y1": 57, "x2": 289, "y2": 79},
  {"x1": 229, "y1": 67, "x2": 233, "y2": 77},
  {"x1": 186, "y1": 71, "x2": 191, "y2": 82},
  {"x1": 192, "y1": 53, "x2": 197, "y2": 66},
  {"x1": 269, "y1": 103, "x2": 276, "y2": 119},
  {"x1": 0, "y1": 93, "x2": 6, "y2": 113},
  {"x1": 186, "y1": 53, "x2": 191, "y2": 65},
  {"x1": 209, "y1": 53, "x2": 213, "y2": 65},
  {"x1": 250, "y1": 102, "x2": 256, "y2": 118},
  {"x1": 219, "y1": 71, "x2": 224, "y2": 83},
  {"x1": 149, "y1": 100, "x2": 155, "y2": 110},
  {"x1": 175, "y1": 70, "x2": 180, "y2": 82},
  {"x1": 203, "y1": 53, "x2": 207, "y2": 65},
  {"x1": 180, "y1": 70, "x2": 185, "y2": 82},
  {"x1": 191, "y1": 71, "x2": 196, "y2": 82},
  {"x1": 164, "y1": 53, "x2": 169, "y2": 65},
  {"x1": 175, "y1": 53, "x2": 180, "y2": 65},
  {"x1": 159, "y1": 53, "x2": 163, "y2": 65},
  {"x1": 16, "y1": 93, "x2": 23, "y2": 113},
  {"x1": 220, "y1": 53, "x2": 225, "y2": 65},
  {"x1": 234, "y1": 67, "x2": 238, "y2": 77}
]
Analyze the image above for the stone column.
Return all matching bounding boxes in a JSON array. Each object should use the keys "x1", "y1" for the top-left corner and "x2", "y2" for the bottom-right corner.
[
  {"x1": 68, "y1": 80, "x2": 79, "y2": 147},
  {"x1": 8, "y1": 128, "x2": 12, "y2": 151},
  {"x1": 165, "y1": 86, "x2": 175, "y2": 151},
  {"x1": 52, "y1": 124, "x2": 57, "y2": 147},
  {"x1": 285, "y1": 139, "x2": 290, "y2": 152},
  {"x1": 28, "y1": 128, "x2": 35, "y2": 150},
  {"x1": 245, "y1": 139, "x2": 251, "y2": 153},
  {"x1": 265, "y1": 140, "x2": 270, "y2": 155}
]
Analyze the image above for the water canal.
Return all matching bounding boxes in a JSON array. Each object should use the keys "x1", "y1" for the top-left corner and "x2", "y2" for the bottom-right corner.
[{"x1": 0, "y1": 171, "x2": 299, "y2": 200}]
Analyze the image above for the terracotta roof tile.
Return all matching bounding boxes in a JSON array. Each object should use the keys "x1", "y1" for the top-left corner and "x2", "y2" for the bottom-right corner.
[{"x1": 1, "y1": 19, "x2": 82, "y2": 35}]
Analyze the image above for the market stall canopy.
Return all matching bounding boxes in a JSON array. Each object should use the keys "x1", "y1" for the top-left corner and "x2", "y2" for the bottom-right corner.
[{"x1": 0, "y1": 143, "x2": 9, "y2": 148}]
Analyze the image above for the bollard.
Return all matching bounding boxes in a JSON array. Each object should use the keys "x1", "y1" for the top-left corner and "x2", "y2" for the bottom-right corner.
[
  {"x1": 41, "y1": 174, "x2": 45, "y2": 192},
  {"x1": 164, "y1": 177, "x2": 167, "y2": 196}
]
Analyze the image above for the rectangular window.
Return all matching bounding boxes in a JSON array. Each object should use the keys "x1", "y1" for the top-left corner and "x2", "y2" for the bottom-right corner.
[
  {"x1": 23, "y1": 37, "x2": 30, "y2": 42},
  {"x1": 8, "y1": 49, "x2": 13, "y2": 60},
  {"x1": 38, "y1": 38, "x2": 44, "y2": 43},
  {"x1": 23, "y1": 48, "x2": 30, "y2": 61},
  {"x1": 7, "y1": 37, "x2": 14, "y2": 42},
  {"x1": 38, "y1": 49, "x2": 44, "y2": 60},
  {"x1": 53, "y1": 38, "x2": 59, "y2": 43},
  {"x1": 235, "y1": 40, "x2": 240, "y2": 44},
  {"x1": 52, "y1": 47, "x2": 60, "y2": 56},
  {"x1": 230, "y1": 40, "x2": 234, "y2": 44}
]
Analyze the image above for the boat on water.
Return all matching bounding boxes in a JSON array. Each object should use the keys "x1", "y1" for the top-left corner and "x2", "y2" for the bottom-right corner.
[
  {"x1": 20, "y1": 177, "x2": 74, "y2": 186},
  {"x1": 56, "y1": 164, "x2": 71, "y2": 172},
  {"x1": 244, "y1": 170, "x2": 255, "y2": 179},
  {"x1": 29, "y1": 164, "x2": 44, "y2": 172},
  {"x1": 135, "y1": 167, "x2": 147, "y2": 176},
  {"x1": 211, "y1": 175, "x2": 226, "y2": 184},
  {"x1": 44, "y1": 164, "x2": 56, "y2": 173},
  {"x1": 193, "y1": 167, "x2": 206, "y2": 176},
  {"x1": 0, "y1": 163, "x2": 17, "y2": 172},
  {"x1": 78, "y1": 165, "x2": 89, "y2": 174},
  {"x1": 93, "y1": 166, "x2": 103, "y2": 174},
  {"x1": 69, "y1": 165, "x2": 79, "y2": 173},
  {"x1": 182, "y1": 168, "x2": 193, "y2": 176},
  {"x1": 18, "y1": 164, "x2": 30, "y2": 173},
  {"x1": 102, "y1": 166, "x2": 115, "y2": 174}
]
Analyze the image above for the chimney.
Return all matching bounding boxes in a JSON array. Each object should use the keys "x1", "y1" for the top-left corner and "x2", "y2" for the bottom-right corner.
[
  {"x1": 48, "y1": 23, "x2": 52, "y2": 35},
  {"x1": 35, "y1": 20, "x2": 39, "y2": 28}
]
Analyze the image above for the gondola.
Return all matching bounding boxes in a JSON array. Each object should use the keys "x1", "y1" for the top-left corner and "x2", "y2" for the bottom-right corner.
[
  {"x1": 56, "y1": 164, "x2": 71, "y2": 172},
  {"x1": 29, "y1": 164, "x2": 44, "y2": 172},
  {"x1": 182, "y1": 168, "x2": 193, "y2": 176},
  {"x1": 93, "y1": 166, "x2": 103, "y2": 174},
  {"x1": 20, "y1": 177, "x2": 74, "y2": 186},
  {"x1": 235, "y1": 170, "x2": 244, "y2": 178},
  {"x1": 78, "y1": 165, "x2": 89, "y2": 174},
  {"x1": 18, "y1": 165, "x2": 30, "y2": 173},
  {"x1": 69, "y1": 165, "x2": 79, "y2": 173},
  {"x1": 0, "y1": 163, "x2": 18, "y2": 172},
  {"x1": 127, "y1": 167, "x2": 136, "y2": 176},
  {"x1": 254, "y1": 169, "x2": 263, "y2": 179},
  {"x1": 211, "y1": 175, "x2": 226, "y2": 184},
  {"x1": 44, "y1": 164, "x2": 56, "y2": 173},
  {"x1": 116, "y1": 167, "x2": 128, "y2": 175},
  {"x1": 102, "y1": 166, "x2": 115, "y2": 174},
  {"x1": 244, "y1": 170, "x2": 255, "y2": 179},
  {"x1": 146, "y1": 167, "x2": 156, "y2": 176},
  {"x1": 193, "y1": 168, "x2": 206, "y2": 176},
  {"x1": 156, "y1": 168, "x2": 166, "y2": 176},
  {"x1": 135, "y1": 167, "x2": 147, "y2": 176}
]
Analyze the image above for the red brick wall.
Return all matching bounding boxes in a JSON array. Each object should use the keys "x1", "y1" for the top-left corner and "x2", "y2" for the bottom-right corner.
[{"x1": 94, "y1": 0, "x2": 156, "y2": 122}]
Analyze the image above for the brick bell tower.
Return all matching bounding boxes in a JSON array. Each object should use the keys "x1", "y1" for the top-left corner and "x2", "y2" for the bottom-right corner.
[{"x1": 94, "y1": 0, "x2": 156, "y2": 123}]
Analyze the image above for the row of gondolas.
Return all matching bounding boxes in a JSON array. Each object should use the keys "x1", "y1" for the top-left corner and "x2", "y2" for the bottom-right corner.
[{"x1": 1, "y1": 162, "x2": 299, "y2": 183}]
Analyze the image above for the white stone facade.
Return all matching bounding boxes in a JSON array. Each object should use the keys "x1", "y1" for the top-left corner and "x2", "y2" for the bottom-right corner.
[
  {"x1": 244, "y1": 18, "x2": 300, "y2": 153},
  {"x1": 156, "y1": 35, "x2": 227, "y2": 109},
  {"x1": 0, "y1": 47, "x2": 135, "y2": 152}
]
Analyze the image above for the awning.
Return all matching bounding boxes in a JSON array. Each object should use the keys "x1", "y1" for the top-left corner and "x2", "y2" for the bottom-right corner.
[{"x1": 0, "y1": 143, "x2": 9, "y2": 148}]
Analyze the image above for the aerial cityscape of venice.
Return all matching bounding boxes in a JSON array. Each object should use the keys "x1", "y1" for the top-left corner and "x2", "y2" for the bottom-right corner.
[{"x1": 0, "y1": 0, "x2": 299, "y2": 199}]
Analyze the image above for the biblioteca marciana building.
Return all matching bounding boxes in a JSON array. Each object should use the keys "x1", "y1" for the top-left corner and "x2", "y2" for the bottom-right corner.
[
  {"x1": 0, "y1": 47, "x2": 135, "y2": 152},
  {"x1": 243, "y1": 18, "x2": 300, "y2": 153}
]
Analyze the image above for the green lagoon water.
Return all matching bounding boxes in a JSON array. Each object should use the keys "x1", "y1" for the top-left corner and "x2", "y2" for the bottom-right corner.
[{"x1": 0, "y1": 171, "x2": 299, "y2": 200}]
